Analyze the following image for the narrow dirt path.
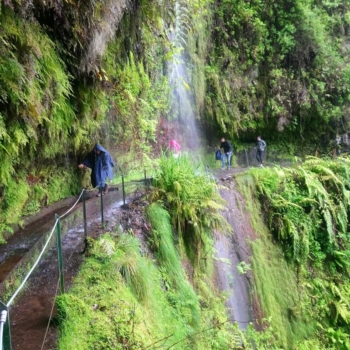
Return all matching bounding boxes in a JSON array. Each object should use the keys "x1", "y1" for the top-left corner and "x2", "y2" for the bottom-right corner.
[
  {"x1": 2, "y1": 190, "x2": 125, "y2": 350},
  {"x1": 213, "y1": 168, "x2": 258, "y2": 329}
]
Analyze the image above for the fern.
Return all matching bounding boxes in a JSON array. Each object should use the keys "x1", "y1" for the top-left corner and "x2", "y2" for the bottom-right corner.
[
  {"x1": 97, "y1": 238, "x2": 116, "y2": 257},
  {"x1": 330, "y1": 283, "x2": 350, "y2": 324},
  {"x1": 151, "y1": 153, "x2": 229, "y2": 265},
  {"x1": 336, "y1": 202, "x2": 347, "y2": 235}
]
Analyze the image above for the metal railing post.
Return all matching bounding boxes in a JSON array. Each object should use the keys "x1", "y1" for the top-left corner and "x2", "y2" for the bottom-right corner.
[
  {"x1": 82, "y1": 189, "x2": 88, "y2": 246},
  {"x1": 245, "y1": 149, "x2": 250, "y2": 168},
  {"x1": 55, "y1": 214, "x2": 65, "y2": 294},
  {"x1": 122, "y1": 175, "x2": 126, "y2": 206},
  {"x1": 99, "y1": 185, "x2": 104, "y2": 228},
  {"x1": 0, "y1": 302, "x2": 11, "y2": 350}
]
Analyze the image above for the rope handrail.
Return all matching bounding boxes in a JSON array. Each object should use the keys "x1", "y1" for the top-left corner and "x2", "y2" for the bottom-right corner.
[
  {"x1": 6, "y1": 219, "x2": 59, "y2": 307},
  {"x1": 59, "y1": 181, "x2": 104, "y2": 220},
  {"x1": 5, "y1": 181, "x2": 107, "y2": 308},
  {"x1": 0, "y1": 171, "x2": 157, "y2": 350},
  {"x1": 59, "y1": 189, "x2": 85, "y2": 220},
  {"x1": 1, "y1": 174, "x2": 153, "y2": 348},
  {"x1": 4, "y1": 180, "x2": 106, "y2": 307}
]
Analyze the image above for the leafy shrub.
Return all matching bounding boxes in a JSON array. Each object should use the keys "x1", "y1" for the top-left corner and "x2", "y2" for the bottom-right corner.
[
  {"x1": 150, "y1": 153, "x2": 229, "y2": 265},
  {"x1": 242, "y1": 157, "x2": 350, "y2": 347}
]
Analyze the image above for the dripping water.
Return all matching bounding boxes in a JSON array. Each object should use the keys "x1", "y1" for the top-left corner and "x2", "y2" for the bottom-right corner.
[{"x1": 167, "y1": 0, "x2": 201, "y2": 151}]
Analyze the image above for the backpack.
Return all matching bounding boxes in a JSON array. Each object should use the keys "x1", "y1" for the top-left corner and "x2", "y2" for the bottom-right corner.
[{"x1": 216, "y1": 149, "x2": 222, "y2": 160}]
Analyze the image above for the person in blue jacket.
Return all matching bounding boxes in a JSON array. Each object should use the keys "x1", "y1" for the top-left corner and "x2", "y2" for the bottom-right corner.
[{"x1": 78, "y1": 144, "x2": 115, "y2": 195}]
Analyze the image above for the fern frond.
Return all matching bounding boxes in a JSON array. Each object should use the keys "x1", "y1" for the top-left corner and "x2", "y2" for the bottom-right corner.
[
  {"x1": 334, "y1": 301, "x2": 350, "y2": 324},
  {"x1": 98, "y1": 238, "x2": 116, "y2": 257},
  {"x1": 322, "y1": 208, "x2": 335, "y2": 244},
  {"x1": 336, "y1": 202, "x2": 347, "y2": 234}
]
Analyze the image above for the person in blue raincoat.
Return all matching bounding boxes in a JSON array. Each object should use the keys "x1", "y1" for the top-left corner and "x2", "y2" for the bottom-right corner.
[{"x1": 78, "y1": 144, "x2": 115, "y2": 196}]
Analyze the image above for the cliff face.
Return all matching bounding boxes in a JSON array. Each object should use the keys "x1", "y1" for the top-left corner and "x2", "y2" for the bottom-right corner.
[
  {"x1": 0, "y1": 0, "x2": 172, "y2": 239},
  {"x1": 206, "y1": 0, "x2": 350, "y2": 145}
]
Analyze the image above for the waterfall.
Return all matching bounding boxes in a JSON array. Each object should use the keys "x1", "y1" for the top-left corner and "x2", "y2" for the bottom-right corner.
[{"x1": 167, "y1": 0, "x2": 201, "y2": 151}]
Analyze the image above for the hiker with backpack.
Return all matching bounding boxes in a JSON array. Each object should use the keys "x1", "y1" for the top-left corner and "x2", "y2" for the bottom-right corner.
[
  {"x1": 78, "y1": 144, "x2": 115, "y2": 196},
  {"x1": 256, "y1": 136, "x2": 266, "y2": 167},
  {"x1": 220, "y1": 138, "x2": 233, "y2": 170}
]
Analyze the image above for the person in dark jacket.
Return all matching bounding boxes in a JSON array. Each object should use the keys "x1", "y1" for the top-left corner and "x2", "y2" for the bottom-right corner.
[
  {"x1": 78, "y1": 144, "x2": 115, "y2": 196},
  {"x1": 220, "y1": 138, "x2": 233, "y2": 170},
  {"x1": 256, "y1": 136, "x2": 266, "y2": 167}
]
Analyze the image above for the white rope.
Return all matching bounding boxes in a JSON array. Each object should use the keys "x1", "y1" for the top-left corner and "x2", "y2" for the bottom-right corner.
[
  {"x1": 41, "y1": 208, "x2": 87, "y2": 348},
  {"x1": 6, "y1": 220, "x2": 58, "y2": 307},
  {"x1": 0, "y1": 310, "x2": 7, "y2": 350},
  {"x1": 5, "y1": 185, "x2": 93, "y2": 306},
  {"x1": 5, "y1": 176, "x2": 147, "y2": 307},
  {"x1": 59, "y1": 189, "x2": 85, "y2": 220}
]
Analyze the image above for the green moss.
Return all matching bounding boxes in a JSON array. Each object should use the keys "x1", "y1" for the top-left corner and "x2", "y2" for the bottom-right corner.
[
  {"x1": 57, "y1": 229, "x2": 242, "y2": 349},
  {"x1": 236, "y1": 173, "x2": 316, "y2": 348},
  {"x1": 3, "y1": 177, "x2": 29, "y2": 224},
  {"x1": 146, "y1": 203, "x2": 201, "y2": 326},
  {"x1": 236, "y1": 157, "x2": 350, "y2": 348}
]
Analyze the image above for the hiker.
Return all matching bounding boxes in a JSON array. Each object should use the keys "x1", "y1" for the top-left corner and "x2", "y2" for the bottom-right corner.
[
  {"x1": 169, "y1": 139, "x2": 181, "y2": 158},
  {"x1": 220, "y1": 138, "x2": 232, "y2": 170},
  {"x1": 256, "y1": 136, "x2": 266, "y2": 167},
  {"x1": 78, "y1": 144, "x2": 115, "y2": 196}
]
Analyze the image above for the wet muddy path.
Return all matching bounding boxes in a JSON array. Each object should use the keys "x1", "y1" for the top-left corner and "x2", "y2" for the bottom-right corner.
[{"x1": 0, "y1": 188, "x2": 126, "y2": 350}]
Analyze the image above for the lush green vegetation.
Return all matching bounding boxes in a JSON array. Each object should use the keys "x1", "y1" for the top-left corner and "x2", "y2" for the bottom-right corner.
[
  {"x1": 237, "y1": 157, "x2": 350, "y2": 349},
  {"x1": 3, "y1": 0, "x2": 350, "y2": 345},
  {"x1": 2, "y1": 0, "x2": 349, "y2": 241},
  {"x1": 57, "y1": 229, "x2": 241, "y2": 350},
  {"x1": 0, "y1": 1, "x2": 171, "y2": 241},
  {"x1": 207, "y1": 0, "x2": 350, "y2": 146},
  {"x1": 57, "y1": 155, "x2": 285, "y2": 349},
  {"x1": 57, "y1": 157, "x2": 239, "y2": 349},
  {"x1": 150, "y1": 154, "x2": 228, "y2": 265}
]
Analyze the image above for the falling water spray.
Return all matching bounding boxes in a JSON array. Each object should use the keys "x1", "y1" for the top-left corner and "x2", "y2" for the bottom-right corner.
[{"x1": 168, "y1": 0, "x2": 201, "y2": 151}]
